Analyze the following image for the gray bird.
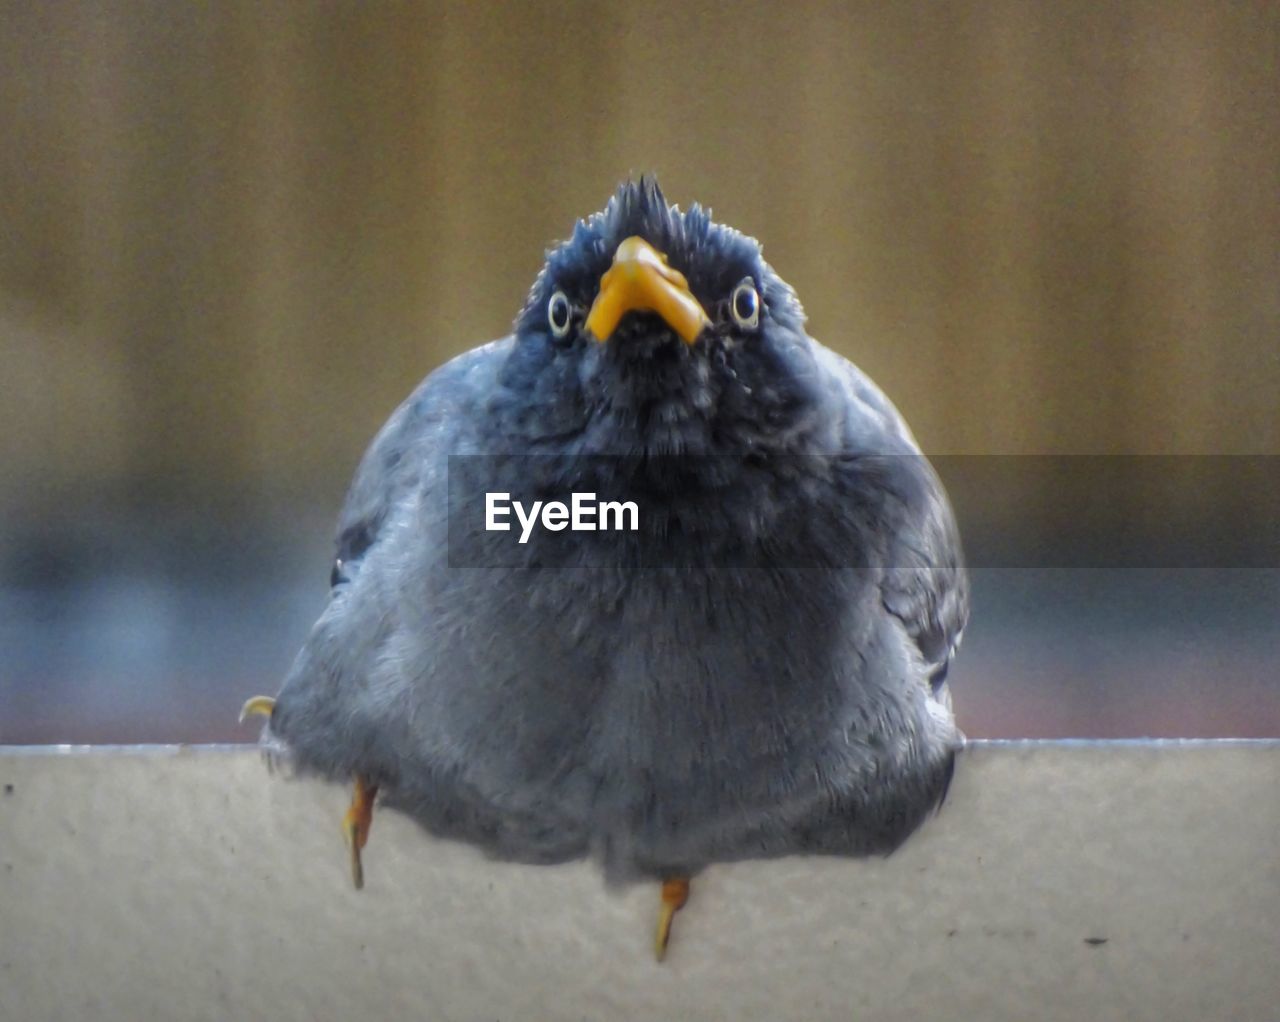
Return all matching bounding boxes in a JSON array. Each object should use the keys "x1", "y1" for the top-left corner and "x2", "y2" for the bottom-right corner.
[{"x1": 242, "y1": 178, "x2": 967, "y2": 960}]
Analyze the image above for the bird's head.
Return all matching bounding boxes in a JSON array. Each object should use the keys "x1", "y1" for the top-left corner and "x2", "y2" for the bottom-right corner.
[{"x1": 499, "y1": 177, "x2": 831, "y2": 456}]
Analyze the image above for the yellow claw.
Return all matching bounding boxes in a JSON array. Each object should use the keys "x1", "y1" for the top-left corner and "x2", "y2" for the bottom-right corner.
[
  {"x1": 238, "y1": 695, "x2": 276, "y2": 724},
  {"x1": 654, "y1": 876, "x2": 691, "y2": 962},
  {"x1": 342, "y1": 775, "x2": 378, "y2": 890}
]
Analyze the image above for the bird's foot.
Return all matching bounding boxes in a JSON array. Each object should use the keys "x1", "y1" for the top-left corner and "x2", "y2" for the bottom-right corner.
[
  {"x1": 654, "y1": 875, "x2": 690, "y2": 962},
  {"x1": 342, "y1": 775, "x2": 378, "y2": 890},
  {"x1": 239, "y1": 695, "x2": 276, "y2": 724},
  {"x1": 238, "y1": 695, "x2": 292, "y2": 772}
]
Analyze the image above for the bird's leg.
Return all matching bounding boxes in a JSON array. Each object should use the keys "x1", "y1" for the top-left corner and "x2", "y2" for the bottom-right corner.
[
  {"x1": 240, "y1": 697, "x2": 376, "y2": 887},
  {"x1": 342, "y1": 774, "x2": 378, "y2": 890},
  {"x1": 654, "y1": 875, "x2": 690, "y2": 962}
]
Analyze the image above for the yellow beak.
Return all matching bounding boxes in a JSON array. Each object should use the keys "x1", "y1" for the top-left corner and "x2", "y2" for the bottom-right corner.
[{"x1": 584, "y1": 236, "x2": 711, "y2": 345}]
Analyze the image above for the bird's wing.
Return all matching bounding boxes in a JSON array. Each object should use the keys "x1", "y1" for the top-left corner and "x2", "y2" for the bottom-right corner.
[
  {"x1": 876, "y1": 460, "x2": 969, "y2": 699},
  {"x1": 330, "y1": 338, "x2": 512, "y2": 587},
  {"x1": 817, "y1": 345, "x2": 970, "y2": 699}
]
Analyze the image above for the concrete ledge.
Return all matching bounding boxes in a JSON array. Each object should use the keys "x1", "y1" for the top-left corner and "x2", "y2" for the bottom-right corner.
[{"x1": 1, "y1": 741, "x2": 1276, "y2": 1021}]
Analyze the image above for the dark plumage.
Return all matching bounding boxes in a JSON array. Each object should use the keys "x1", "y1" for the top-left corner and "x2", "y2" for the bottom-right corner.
[{"x1": 255, "y1": 178, "x2": 967, "y2": 918}]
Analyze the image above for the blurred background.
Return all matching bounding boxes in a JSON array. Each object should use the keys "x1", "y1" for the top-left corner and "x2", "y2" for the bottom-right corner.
[{"x1": 0, "y1": 1, "x2": 1276, "y2": 742}]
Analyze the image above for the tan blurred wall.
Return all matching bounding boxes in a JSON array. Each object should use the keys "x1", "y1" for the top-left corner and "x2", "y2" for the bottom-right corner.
[{"x1": 1, "y1": 1, "x2": 1277, "y2": 518}]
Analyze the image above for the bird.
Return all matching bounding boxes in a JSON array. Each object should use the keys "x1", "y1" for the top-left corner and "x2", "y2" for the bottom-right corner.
[{"x1": 241, "y1": 177, "x2": 967, "y2": 961}]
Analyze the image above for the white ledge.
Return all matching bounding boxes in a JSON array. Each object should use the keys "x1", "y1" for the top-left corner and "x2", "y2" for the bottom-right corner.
[{"x1": 1, "y1": 741, "x2": 1276, "y2": 1021}]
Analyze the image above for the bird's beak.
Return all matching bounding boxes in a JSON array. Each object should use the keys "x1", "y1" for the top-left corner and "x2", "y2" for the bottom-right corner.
[{"x1": 584, "y1": 236, "x2": 711, "y2": 345}]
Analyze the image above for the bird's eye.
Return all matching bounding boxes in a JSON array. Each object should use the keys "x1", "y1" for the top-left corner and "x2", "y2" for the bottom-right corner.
[
  {"x1": 547, "y1": 290, "x2": 573, "y2": 338},
  {"x1": 730, "y1": 279, "x2": 760, "y2": 330}
]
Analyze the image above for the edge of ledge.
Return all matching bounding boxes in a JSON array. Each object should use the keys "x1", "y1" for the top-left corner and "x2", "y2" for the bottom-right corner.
[{"x1": 1, "y1": 737, "x2": 1277, "y2": 756}]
